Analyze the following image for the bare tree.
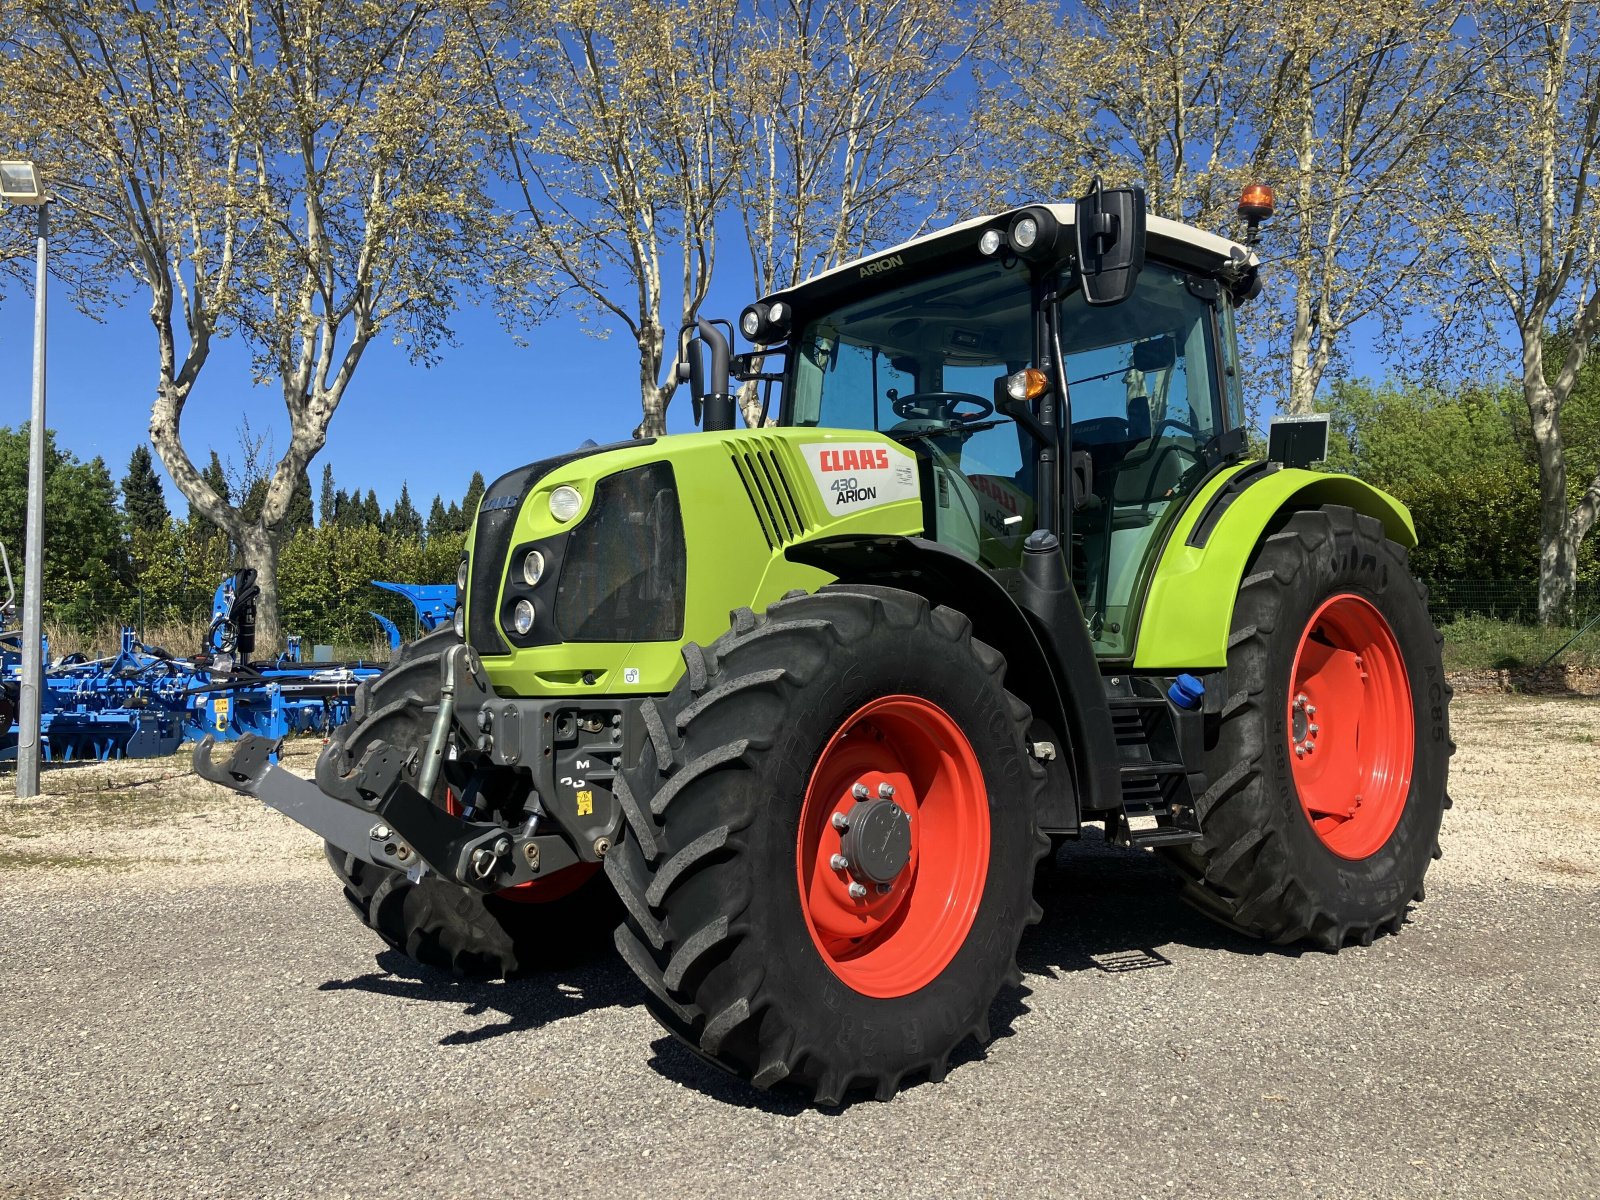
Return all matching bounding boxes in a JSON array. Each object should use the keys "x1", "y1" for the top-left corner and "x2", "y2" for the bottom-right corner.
[
  {"x1": 0, "y1": 0, "x2": 502, "y2": 647},
  {"x1": 978, "y1": 0, "x2": 1268, "y2": 229},
  {"x1": 725, "y1": 0, "x2": 998, "y2": 423},
  {"x1": 1251, "y1": 0, "x2": 1466, "y2": 414},
  {"x1": 473, "y1": 0, "x2": 741, "y2": 438},
  {"x1": 1422, "y1": 0, "x2": 1600, "y2": 622}
]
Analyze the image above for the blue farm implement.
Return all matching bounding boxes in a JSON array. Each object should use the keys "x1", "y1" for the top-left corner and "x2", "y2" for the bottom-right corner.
[{"x1": 2, "y1": 567, "x2": 446, "y2": 763}]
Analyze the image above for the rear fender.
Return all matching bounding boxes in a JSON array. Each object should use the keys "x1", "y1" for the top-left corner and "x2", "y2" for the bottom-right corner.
[{"x1": 1133, "y1": 465, "x2": 1417, "y2": 670}]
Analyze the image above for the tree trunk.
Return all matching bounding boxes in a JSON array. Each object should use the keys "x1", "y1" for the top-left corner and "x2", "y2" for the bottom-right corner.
[
  {"x1": 236, "y1": 523, "x2": 283, "y2": 654},
  {"x1": 1525, "y1": 374, "x2": 1576, "y2": 625},
  {"x1": 634, "y1": 320, "x2": 670, "y2": 438}
]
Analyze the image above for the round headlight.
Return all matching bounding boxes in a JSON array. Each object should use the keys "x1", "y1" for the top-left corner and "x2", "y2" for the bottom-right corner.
[
  {"x1": 979, "y1": 228, "x2": 1004, "y2": 256},
  {"x1": 1011, "y1": 216, "x2": 1039, "y2": 251},
  {"x1": 768, "y1": 301, "x2": 788, "y2": 325},
  {"x1": 511, "y1": 598, "x2": 535, "y2": 636},
  {"x1": 740, "y1": 306, "x2": 764, "y2": 339},
  {"x1": 452, "y1": 605, "x2": 465, "y2": 639},
  {"x1": 522, "y1": 549, "x2": 546, "y2": 587},
  {"x1": 456, "y1": 559, "x2": 469, "y2": 592},
  {"x1": 549, "y1": 486, "x2": 582, "y2": 522}
]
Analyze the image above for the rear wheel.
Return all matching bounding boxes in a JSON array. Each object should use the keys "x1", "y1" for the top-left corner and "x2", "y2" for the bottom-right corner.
[
  {"x1": 609, "y1": 586, "x2": 1048, "y2": 1104},
  {"x1": 1161, "y1": 505, "x2": 1453, "y2": 949},
  {"x1": 318, "y1": 627, "x2": 617, "y2": 978}
]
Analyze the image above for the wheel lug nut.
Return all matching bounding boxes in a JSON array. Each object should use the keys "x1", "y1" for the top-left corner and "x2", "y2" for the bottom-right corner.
[
  {"x1": 1295, "y1": 746, "x2": 1305, "y2": 758},
  {"x1": 831, "y1": 813, "x2": 849, "y2": 831},
  {"x1": 848, "y1": 882, "x2": 868, "y2": 899},
  {"x1": 852, "y1": 783, "x2": 870, "y2": 800},
  {"x1": 878, "y1": 782, "x2": 895, "y2": 799},
  {"x1": 830, "y1": 853, "x2": 849, "y2": 871},
  {"x1": 1306, "y1": 704, "x2": 1316, "y2": 716},
  {"x1": 1308, "y1": 723, "x2": 1319, "y2": 735}
]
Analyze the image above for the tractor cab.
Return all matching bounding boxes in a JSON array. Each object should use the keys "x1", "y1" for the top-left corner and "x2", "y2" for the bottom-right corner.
[{"x1": 738, "y1": 190, "x2": 1260, "y2": 660}]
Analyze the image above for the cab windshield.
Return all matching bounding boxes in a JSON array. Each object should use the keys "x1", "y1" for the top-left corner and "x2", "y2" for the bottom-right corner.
[{"x1": 790, "y1": 258, "x2": 1039, "y2": 567}]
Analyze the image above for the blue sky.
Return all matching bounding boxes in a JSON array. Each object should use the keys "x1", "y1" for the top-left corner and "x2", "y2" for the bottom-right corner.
[{"x1": 0, "y1": 257, "x2": 750, "y2": 512}]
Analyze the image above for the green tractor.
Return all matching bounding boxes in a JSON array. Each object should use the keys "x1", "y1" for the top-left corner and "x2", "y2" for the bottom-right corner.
[{"x1": 198, "y1": 184, "x2": 1451, "y2": 1105}]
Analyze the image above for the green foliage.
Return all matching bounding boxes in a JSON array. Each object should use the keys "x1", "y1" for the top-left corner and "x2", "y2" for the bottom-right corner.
[
  {"x1": 1318, "y1": 379, "x2": 1599, "y2": 595},
  {"x1": 0, "y1": 424, "x2": 127, "y2": 628},
  {"x1": 191, "y1": 451, "x2": 230, "y2": 533},
  {"x1": 318, "y1": 463, "x2": 336, "y2": 528},
  {"x1": 463, "y1": 471, "x2": 485, "y2": 524},
  {"x1": 120, "y1": 445, "x2": 168, "y2": 537},
  {"x1": 284, "y1": 467, "x2": 314, "y2": 534},
  {"x1": 1438, "y1": 615, "x2": 1600, "y2": 671},
  {"x1": 387, "y1": 483, "x2": 423, "y2": 540}
]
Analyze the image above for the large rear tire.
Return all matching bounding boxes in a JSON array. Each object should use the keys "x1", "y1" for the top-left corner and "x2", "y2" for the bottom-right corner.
[
  {"x1": 318, "y1": 627, "x2": 617, "y2": 978},
  {"x1": 1161, "y1": 505, "x2": 1453, "y2": 949},
  {"x1": 609, "y1": 586, "x2": 1048, "y2": 1104}
]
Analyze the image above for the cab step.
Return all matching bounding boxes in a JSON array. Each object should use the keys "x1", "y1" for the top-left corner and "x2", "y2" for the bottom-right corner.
[{"x1": 1103, "y1": 680, "x2": 1208, "y2": 851}]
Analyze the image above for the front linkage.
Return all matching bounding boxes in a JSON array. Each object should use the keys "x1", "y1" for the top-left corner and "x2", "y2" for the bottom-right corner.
[{"x1": 196, "y1": 631, "x2": 643, "y2": 899}]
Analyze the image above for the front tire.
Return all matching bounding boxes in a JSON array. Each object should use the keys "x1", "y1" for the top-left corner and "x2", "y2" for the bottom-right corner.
[
  {"x1": 609, "y1": 586, "x2": 1048, "y2": 1104},
  {"x1": 1162, "y1": 505, "x2": 1453, "y2": 949},
  {"x1": 318, "y1": 627, "x2": 617, "y2": 978}
]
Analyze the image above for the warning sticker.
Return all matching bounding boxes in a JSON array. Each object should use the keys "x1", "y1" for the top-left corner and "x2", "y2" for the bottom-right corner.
[{"x1": 800, "y1": 441, "x2": 919, "y2": 516}]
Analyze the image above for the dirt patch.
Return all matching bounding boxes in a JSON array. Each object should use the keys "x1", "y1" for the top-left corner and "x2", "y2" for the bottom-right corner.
[{"x1": 0, "y1": 737, "x2": 324, "y2": 883}]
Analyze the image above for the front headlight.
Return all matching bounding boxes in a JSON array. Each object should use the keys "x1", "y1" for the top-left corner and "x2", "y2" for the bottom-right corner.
[
  {"x1": 550, "y1": 486, "x2": 583, "y2": 522},
  {"x1": 511, "y1": 598, "x2": 536, "y2": 636},
  {"x1": 452, "y1": 605, "x2": 465, "y2": 639},
  {"x1": 456, "y1": 558, "x2": 469, "y2": 592},
  {"x1": 522, "y1": 549, "x2": 546, "y2": 587}
]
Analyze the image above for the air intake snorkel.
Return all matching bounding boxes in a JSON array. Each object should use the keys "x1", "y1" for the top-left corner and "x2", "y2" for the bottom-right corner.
[{"x1": 676, "y1": 318, "x2": 737, "y2": 432}]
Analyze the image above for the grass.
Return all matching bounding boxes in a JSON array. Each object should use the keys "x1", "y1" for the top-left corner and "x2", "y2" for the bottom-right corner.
[{"x1": 1437, "y1": 614, "x2": 1600, "y2": 672}]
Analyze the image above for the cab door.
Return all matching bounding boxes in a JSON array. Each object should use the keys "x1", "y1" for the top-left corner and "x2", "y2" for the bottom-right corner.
[{"x1": 1056, "y1": 267, "x2": 1233, "y2": 659}]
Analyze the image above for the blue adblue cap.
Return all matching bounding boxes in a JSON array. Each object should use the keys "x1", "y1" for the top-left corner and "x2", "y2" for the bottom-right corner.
[{"x1": 1167, "y1": 672, "x2": 1205, "y2": 711}]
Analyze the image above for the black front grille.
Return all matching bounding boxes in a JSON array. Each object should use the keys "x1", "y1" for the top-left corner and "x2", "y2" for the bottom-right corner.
[
  {"x1": 554, "y1": 462, "x2": 686, "y2": 643},
  {"x1": 466, "y1": 443, "x2": 642, "y2": 656}
]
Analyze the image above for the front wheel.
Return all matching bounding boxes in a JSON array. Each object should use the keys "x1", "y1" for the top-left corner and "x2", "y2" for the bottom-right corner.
[
  {"x1": 608, "y1": 586, "x2": 1048, "y2": 1104},
  {"x1": 1161, "y1": 505, "x2": 1453, "y2": 949}
]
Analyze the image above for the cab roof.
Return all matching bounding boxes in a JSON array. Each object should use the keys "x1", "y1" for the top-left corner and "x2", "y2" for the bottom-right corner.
[{"x1": 760, "y1": 202, "x2": 1260, "y2": 315}]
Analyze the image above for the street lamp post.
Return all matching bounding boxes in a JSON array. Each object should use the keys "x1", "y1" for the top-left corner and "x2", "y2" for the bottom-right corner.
[{"x1": 2, "y1": 159, "x2": 49, "y2": 798}]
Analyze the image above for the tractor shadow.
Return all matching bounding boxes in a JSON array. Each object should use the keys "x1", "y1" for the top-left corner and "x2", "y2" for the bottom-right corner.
[
  {"x1": 1018, "y1": 827, "x2": 1296, "y2": 978},
  {"x1": 316, "y1": 832, "x2": 1305, "y2": 1114},
  {"x1": 319, "y1": 945, "x2": 638, "y2": 1048},
  {"x1": 644, "y1": 830, "x2": 1301, "y2": 1115}
]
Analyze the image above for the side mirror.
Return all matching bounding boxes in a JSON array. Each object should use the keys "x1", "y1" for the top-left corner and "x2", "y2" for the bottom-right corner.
[{"x1": 1075, "y1": 178, "x2": 1147, "y2": 307}]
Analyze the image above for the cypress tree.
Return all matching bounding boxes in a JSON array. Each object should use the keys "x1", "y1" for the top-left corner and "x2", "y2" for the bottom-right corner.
[
  {"x1": 190, "y1": 450, "x2": 231, "y2": 531},
  {"x1": 426, "y1": 494, "x2": 449, "y2": 539},
  {"x1": 121, "y1": 444, "x2": 169, "y2": 535},
  {"x1": 462, "y1": 471, "x2": 485, "y2": 524},
  {"x1": 284, "y1": 466, "x2": 314, "y2": 533},
  {"x1": 388, "y1": 482, "x2": 423, "y2": 540},
  {"x1": 319, "y1": 463, "x2": 337, "y2": 527}
]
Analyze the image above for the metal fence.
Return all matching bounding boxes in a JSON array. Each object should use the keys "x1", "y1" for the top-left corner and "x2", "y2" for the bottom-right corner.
[{"x1": 1425, "y1": 579, "x2": 1600, "y2": 625}]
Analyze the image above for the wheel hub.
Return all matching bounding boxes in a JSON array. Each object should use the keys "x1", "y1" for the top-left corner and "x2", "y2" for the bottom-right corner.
[
  {"x1": 796, "y1": 694, "x2": 991, "y2": 998},
  {"x1": 1291, "y1": 692, "x2": 1320, "y2": 757},
  {"x1": 838, "y1": 789, "x2": 913, "y2": 886}
]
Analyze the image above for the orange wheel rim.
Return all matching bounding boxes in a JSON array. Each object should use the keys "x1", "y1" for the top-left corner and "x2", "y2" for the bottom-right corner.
[
  {"x1": 1287, "y1": 593, "x2": 1414, "y2": 860},
  {"x1": 795, "y1": 695, "x2": 990, "y2": 998}
]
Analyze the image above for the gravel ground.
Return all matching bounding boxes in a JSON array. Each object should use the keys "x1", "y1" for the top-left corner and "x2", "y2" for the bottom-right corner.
[{"x1": 1, "y1": 693, "x2": 1596, "y2": 1200}]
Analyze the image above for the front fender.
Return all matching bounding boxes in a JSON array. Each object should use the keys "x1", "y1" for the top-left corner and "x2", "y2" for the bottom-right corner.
[{"x1": 1132, "y1": 465, "x2": 1417, "y2": 670}]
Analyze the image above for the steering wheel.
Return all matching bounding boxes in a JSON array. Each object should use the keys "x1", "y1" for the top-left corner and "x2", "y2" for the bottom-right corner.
[{"x1": 890, "y1": 391, "x2": 994, "y2": 424}]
